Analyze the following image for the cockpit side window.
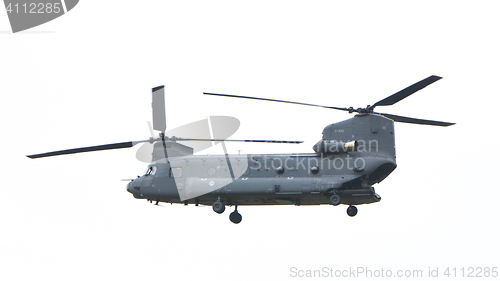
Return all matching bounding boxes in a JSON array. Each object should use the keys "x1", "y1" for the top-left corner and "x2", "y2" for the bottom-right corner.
[{"x1": 145, "y1": 166, "x2": 157, "y2": 176}]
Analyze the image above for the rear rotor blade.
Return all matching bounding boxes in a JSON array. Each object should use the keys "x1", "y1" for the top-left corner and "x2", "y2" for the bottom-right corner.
[
  {"x1": 372, "y1": 75, "x2": 442, "y2": 108},
  {"x1": 27, "y1": 139, "x2": 152, "y2": 159},
  {"x1": 172, "y1": 137, "x2": 303, "y2": 144},
  {"x1": 379, "y1": 113, "x2": 455, "y2": 127},
  {"x1": 204, "y1": 92, "x2": 349, "y2": 112},
  {"x1": 152, "y1": 86, "x2": 166, "y2": 132}
]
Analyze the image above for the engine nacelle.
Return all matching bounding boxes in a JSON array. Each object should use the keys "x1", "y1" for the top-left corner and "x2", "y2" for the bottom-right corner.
[{"x1": 313, "y1": 140, "x2": 358, "y2": 155}]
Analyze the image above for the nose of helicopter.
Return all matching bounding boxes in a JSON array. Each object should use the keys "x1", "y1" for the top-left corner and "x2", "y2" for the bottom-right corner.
[
  {"x1": 126, "y1": 179, "x2": 145, "y2": 198},
  {"x1": 126, "y1": 180, "x2": 139, "y2": 194}
]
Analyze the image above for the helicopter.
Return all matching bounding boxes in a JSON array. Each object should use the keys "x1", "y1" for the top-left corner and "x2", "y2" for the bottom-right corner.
[{"x1": 27, "y1": 75, "x2": 455, "y2": 224}]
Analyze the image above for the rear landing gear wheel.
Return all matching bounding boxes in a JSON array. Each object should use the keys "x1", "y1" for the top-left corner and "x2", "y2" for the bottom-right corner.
[
  {"x1": 229, "y1": 205, "x2": 242, "y2": 224},
  {"x1": 347, "y1": 205, "x2": 358, "y2": 217},
  {"x1": 329, "y1": 194, "x2": 341, "y2": 206},
  {"x1": 212, "y1": 201, "x2": 225, "y2": 214}
]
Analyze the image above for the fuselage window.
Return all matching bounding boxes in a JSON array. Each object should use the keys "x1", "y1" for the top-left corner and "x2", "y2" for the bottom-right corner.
[{"x1": 170, "y1": 167, "x2": 182, "y2": 178}]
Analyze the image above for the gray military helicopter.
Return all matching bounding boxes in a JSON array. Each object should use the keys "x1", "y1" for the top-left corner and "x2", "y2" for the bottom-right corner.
[{"x1": 27, "y1": 76, "x2": 454, "y2": 223}]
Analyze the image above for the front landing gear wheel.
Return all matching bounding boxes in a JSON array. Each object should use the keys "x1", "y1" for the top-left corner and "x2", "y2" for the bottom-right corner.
[
  {"x1": 212, "y1": 201, "x2": 225, "y2": 214},
  {"x1": 229, "y1": 211, "x2": 242, "y2": 224},
  {"x1": 329, "y1": 194, "x2": 341, "y2": 206},
  {"x1": 347, "y1": 205, "x2": 358, "y2": 217},
  {"x1": 229, "y1": 205, "x2": 242, "y2": 224}
]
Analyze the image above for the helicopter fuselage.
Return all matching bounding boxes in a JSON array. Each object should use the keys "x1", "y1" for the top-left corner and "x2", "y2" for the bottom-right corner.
[{"x1": 127, "y1": 114, "x2": 397, "y2": 207}]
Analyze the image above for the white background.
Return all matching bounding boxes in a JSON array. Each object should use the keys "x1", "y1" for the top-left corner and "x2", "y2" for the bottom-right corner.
[{"x1": 1, "y1": 1, "x2": 499, "y2": 280}]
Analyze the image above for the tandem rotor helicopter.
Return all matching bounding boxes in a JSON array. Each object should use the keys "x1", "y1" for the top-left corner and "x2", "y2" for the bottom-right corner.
[{"x1": 28, "y1": 75, "x2": 455, "y2": 223}]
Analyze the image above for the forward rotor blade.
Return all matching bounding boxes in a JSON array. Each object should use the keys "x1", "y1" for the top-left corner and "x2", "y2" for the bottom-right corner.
[
  {"x1": 379, "y1": 113, "x2": 455, "y2": 127},
  {"x1": 172, "y1": 137, "x2": 303, "y2": 144},
  {"x1": 204, "y1": 92, "x2": 349, "y2": 112},
  {"x1": 372, "y1": 75, "x2": 442, "y2": 108},
  {"x1": 27, "y1": 139, "x2": 151, "y2": 159},
  {"x1": 152, "y1": 86, "x2": 166, "y2": 132}
]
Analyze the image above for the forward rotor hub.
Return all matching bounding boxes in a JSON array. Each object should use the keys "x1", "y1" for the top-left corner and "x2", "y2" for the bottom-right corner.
[{"x1": 348, "y1": 106, "x2": 373, "y2": 114}]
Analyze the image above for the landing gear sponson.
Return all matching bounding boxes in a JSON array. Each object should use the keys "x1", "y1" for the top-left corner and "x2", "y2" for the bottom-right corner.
[
  {"x1": 212, "y1": 201, "x2": 358, "y2": 222},
  {"x1": 212, "y1": 195, "x2": 361, "y2": 223}
]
